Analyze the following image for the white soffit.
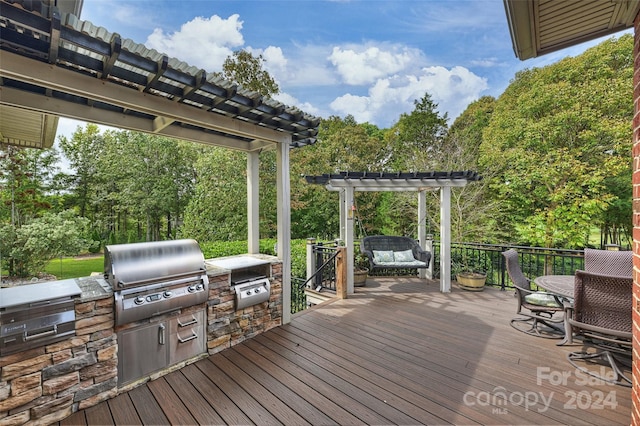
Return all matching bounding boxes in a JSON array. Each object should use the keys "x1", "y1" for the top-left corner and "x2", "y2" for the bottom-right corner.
[{"x1": 504, "y1": 0, "x2": 640, "y2": 60}]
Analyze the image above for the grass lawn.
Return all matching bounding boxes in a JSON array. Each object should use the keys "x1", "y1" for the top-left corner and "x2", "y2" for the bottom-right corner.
[{"x1": 45, "y1": 256, "x2": 104, "y2": 280}]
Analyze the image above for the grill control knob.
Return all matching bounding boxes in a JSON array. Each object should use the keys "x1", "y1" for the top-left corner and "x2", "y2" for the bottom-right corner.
[
  {"x1": 245, "y1": 290, "x2": 252, "y2": 296},
  {"x1": 187, "y1": 286, "x2": 196, "y2": 293},
  {"x1": 163, "y1": 291, "x2": 172, "y2": 298},
  {"x1": 134, "y1": 296, "x2": 145, "y2": 305},
  {"x1": 254, "y1": 288, "x2": 260, "y2": 294},
  {"x1": 196, "y1": 284, "x2": 204, "y2": 291}
]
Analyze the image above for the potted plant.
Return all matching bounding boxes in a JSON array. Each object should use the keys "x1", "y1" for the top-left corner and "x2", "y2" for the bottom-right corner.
[
  {"x1": 452, "y1": 253, "x2": 486, "y2": 291},
  {"x1": 354, "y1": 251, "x2": 370, "y2": 287}
]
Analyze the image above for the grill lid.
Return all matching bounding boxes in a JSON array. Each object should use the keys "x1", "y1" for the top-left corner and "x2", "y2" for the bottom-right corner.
[
  {"x1": 104, "y1": 239, "x2": 205, "y2": 289},
  {"x1": 0, "y1": 279, "x2": 82, "y2": 310}
]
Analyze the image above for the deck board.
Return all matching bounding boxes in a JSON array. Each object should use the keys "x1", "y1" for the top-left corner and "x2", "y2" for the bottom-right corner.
[
  {"x1": 147, "y1": 377, "x2": 198, "y2": 425},
  {"x1": 127, "y1": 384, "x2": 169, "y2": 425},
  {"x1": 163, "y1": 370, "x2": 226, "y2": 425},
  {"x1": 58, "y1": 277, "x2": 632, "y2": 425},
  {"x1": 83, "y1": 402, "x2": 114, "y2": 425},
  {"x1": 107, "y1": 394, "x2": 142, "y2": 426}
]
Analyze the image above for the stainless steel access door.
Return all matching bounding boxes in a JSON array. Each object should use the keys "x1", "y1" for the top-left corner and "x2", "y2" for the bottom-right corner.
[{"x1": 117, "y1": 320, "x2": 168, "y2": 386}]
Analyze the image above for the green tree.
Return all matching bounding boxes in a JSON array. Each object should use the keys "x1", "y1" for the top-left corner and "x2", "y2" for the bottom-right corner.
[
  {"x1": 0, "y1": 144, "x2": 59, "y2": 226},
  {"x1": 480, "y1": 35, "x2": 633, "y2": 248},
  {"x1": 0, "y1": 210, "x2": 88, "y2": 277},
  {"x1": 289, "y1": 116, "x2": 387, "y2": 238},
  {"x1": 58, "y1": 124, "x2": 103, "y2": 218},
  {"x1": 181, "y1": 148, "x2": 247, "y2": 242},
  {"x1": 444, "y1": 96, "x2": 498, "y2": 242},
  {"x1": 96, "y1": 131, "x2": 197, "y2": 242},
  {"x1": 221, "y1": 50, "x2": 279, "y2": 97},
  {"x1": 386, "y1": 93, "x2": 449, "y2": 171}
]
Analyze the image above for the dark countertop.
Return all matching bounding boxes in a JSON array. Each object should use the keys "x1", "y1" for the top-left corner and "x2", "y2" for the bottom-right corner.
[{"x1": 75, "y1": 275, "x2": 112, "y2": 302}]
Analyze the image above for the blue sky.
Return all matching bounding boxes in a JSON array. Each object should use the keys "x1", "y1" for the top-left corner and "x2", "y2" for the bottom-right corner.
[{"x1": 57, "y1": 0, "x2": 632, "y2": 137}]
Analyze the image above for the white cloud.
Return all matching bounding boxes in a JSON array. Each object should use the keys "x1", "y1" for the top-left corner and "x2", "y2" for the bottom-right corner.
[
  {"x1": 273, "y1": 92, "x2": 323, "y2": 118},
  {"x1": 259, "y1": 43, "x2": 338, "y2": 87},
  {"x1": 330, "y1": 65, "x2": 488, "y2": 127},
  {"x1": 261, "y1": 46, "x2": 288, "y2": 72},
  {"x1": 145, "y1": 14, "x2": 245, "y2": 71},
  {"x1": 470, "y1": 57, "x2": 500, "y2": 67},
  {"x1": 247, "y1": 45, "x2": 289, "y2": 87},
  {"x1": 328, "y1": 44, "x2": 420, "y2": 85}
]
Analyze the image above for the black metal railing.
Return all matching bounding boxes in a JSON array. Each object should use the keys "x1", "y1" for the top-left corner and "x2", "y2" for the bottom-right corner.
[
  {"x1": 293, "y1": 240, "x2": 591, "y2": 313},
  {"x1": 434, "y1": 242, "x2": 585, "y2": 290},
  {"x1": 291, "y1": 242, "x2": 340, "y2": 314},
  {"x1": 312, "y1": 242, "x2": 339, "y2": 291}
]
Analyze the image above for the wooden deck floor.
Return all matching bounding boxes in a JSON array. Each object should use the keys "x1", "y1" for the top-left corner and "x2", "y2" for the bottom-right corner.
[{"x1": 59, "y1": 277, "x2": 632, "y2": 425}]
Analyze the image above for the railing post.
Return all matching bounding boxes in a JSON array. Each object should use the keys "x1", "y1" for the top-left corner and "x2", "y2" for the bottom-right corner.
[
  {"x1": 306, "y1": 238, "x2": 316, "y2": 284},
  {"x1": 336, "y1": 246, "x2": 348, "y2": 299},
  {"x1": 425, "y1": 234, "x2": 433, "y2": 279}
]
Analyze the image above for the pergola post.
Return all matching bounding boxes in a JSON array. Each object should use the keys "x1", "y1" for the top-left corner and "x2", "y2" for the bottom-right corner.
[
  {"x1": 247, "y1": 151, "x2": 259, "y2": 254},
  {"x1": 440, "y1": 186, "x2": 452, "y2": 292},
  {"x1": 418, "y1": 190, "x2": 427, "y2": 279},
  {"x1": 344, "y1": 185, "x2": 355, "y2": 294},
  {"x1": 339, "y1": 189, "x2": 346, "y2": 243},
  {"x1": 276, "y1": 139, "x2": 292, "y2": 324}
]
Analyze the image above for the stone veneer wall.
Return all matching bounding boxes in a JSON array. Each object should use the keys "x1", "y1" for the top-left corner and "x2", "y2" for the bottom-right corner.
[
  {"x1": 0, "y1": 261, "x2": 283, "y2": 425},
  {"x1": 0, "y1": 296, "x2": 117, "y2": 426},
  {"x1": 207, "y1": 263, "x2": 283, "y2": 354}
]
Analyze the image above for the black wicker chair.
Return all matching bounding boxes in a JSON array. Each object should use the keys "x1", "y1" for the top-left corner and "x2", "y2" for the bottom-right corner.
[
  {"x1": 502, "y1": 249, "x2": 564, "y2": 338},
  {"x1": 565, "y1": 270, "x2": 633, "y2": 387}
]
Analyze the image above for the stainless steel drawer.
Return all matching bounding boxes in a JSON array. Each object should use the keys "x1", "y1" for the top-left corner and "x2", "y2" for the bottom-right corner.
[{"x1": 169, "y1": 309, "x2": 205, "y2": 364}]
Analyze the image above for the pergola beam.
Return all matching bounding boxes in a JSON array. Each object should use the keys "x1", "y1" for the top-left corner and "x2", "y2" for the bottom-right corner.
[{"x1": 0, "y1": 50, "x2": 291, "y2": 146}]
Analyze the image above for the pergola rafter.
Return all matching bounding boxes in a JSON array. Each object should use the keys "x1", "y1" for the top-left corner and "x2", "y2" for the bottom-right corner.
[{"x1": 305, "y1": 171, "x2": 482, "y2": 293}]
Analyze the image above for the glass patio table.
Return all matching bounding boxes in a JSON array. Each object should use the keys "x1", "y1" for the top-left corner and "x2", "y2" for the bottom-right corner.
[
  {"x1": 533, "y1": 274, "x2": 574, "y2": 298},
  {"x1": 533, "y1": 274, "x2": 575, "y2": 345}
]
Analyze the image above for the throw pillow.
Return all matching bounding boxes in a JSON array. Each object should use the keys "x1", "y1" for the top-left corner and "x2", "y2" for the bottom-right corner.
[
  {"x1": 394, "y1": 250, "x2": 415, "y2": 262},
  {"x1": 524, "y1": 292, "x2": 561, "y2": 308},
  {"x1": 373, "y1": 250, "x2": 394, "y2": 263}
]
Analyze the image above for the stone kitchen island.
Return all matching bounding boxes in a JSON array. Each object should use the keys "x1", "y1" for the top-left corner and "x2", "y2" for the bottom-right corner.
[{"x1": 0, "y1": 254, "x2": 283, "y2": 425}]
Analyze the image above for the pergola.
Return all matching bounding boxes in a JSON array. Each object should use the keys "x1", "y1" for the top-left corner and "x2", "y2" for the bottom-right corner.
[
  {"x1": 0, "y1": 0, "x2": 320, "y2": 324},
  {"x1": 305, "y1": 171, "x2": 482, "y2": 293}
]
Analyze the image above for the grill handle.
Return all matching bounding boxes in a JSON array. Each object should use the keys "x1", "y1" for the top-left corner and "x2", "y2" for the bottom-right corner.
[
  {"x1": 158, "y1": 324, "x2": 166, "y2": 345},
  {"x1": 116, "y1": 269, "x2": 206, "y2": 289},
  {"x1": 24, "y1": 325, "x2": 57, "y2": 341}
]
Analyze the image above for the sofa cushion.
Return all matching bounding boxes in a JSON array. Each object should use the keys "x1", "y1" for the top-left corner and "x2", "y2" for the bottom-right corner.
[
  {"x1": 374, "y1": 260, "x2": 427, "y2": 268},
  {"x1": 394, "y1": 249, "x2": 415, "y2": 262},
  {"x1": 373, "y1": 250, "x2": 394, "y2": 263}
]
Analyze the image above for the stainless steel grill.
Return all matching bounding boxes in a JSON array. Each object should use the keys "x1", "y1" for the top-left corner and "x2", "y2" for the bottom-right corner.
[
  {"x1": 0, "y1": 279, "x2": 81, "y2": 356},
  {"x1": 104, "y1": 239, "x2": 209, "y2": 326},
  {"x1": 104, "y1": 239, "x2": 209, "y2": 385}
]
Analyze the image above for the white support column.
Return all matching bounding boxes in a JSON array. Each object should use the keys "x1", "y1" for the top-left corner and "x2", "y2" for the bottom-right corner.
[
  {"x1": 418, "y1": 190, "x2": 427, "y2": 279},
  {"x1": 276, "y1": 141, "x2": 292, "y2": 323},
  {"x1": 339, "y1": 189, "x2": 346, "y2": 243},
  {"x1": 440, "y1": 186, "x2": 452, "y2": 292},
  {"x1": 247, "y1": 151, "x2": 259, "y2": 254},
  {"x1": 344, "y1": 185, "x2": 355, "y2": 294}
]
